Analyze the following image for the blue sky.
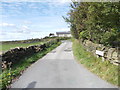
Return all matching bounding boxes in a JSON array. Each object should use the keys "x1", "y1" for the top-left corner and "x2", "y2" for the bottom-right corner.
[{"x1": 0, "y1": 1, "x2": 71, "y2": 41}]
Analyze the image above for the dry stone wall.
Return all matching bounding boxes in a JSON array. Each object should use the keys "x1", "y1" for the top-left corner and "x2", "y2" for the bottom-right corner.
[
  {"x1": 81, "y1": 40, "x2": 120, "y2": 65},
  {"x1": 1, "y1": 39, "x2": 59, "y2": 70}
]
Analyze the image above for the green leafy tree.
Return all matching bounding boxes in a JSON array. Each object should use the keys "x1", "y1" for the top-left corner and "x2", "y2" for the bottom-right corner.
[{"x1": 64, "y1": 2, "x2": 120, "y2": 47}]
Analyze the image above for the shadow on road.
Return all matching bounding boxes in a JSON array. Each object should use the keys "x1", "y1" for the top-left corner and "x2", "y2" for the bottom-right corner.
[{"x1": 25, "y1": 81, "x2": 37, "y2": 88}]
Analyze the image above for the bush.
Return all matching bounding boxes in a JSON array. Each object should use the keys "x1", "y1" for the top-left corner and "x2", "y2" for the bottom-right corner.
[{"x1": 79, "y1": 30, "x2": 89, "y2": 40}]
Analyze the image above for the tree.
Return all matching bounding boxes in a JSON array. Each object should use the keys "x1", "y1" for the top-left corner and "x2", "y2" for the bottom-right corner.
[
  {"x1": 64, "y1": 2, "x2": 120, "y2": 47},
  {"x1": 49, "y1": 33, "x2": 54, "y2": 37}
]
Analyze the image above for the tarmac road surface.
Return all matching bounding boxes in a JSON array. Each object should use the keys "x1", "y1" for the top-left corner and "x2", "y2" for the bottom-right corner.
[{"x1": 11, "y1": 40, "x2": 117, "y2": 88}]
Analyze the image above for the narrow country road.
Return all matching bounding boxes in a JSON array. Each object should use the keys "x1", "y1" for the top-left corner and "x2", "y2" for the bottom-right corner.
[{"x1": 11, "y1": 40, "x2": 117, "y2": 88}]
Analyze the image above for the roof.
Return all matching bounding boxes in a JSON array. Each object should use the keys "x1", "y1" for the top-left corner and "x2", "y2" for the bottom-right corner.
[{"x1": 56, "y1": 31, "x2": 71, "y2": 35}]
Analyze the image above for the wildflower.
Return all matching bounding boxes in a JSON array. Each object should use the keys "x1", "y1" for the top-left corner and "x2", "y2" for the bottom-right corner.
[{"x1": 7, "y1": 73, "x2": 11, "y2": 76}]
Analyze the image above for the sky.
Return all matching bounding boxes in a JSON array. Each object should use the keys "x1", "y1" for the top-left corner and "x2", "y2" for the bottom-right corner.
[{"x1": 0, "y1": 0, "x2": 71, "y2": 41}]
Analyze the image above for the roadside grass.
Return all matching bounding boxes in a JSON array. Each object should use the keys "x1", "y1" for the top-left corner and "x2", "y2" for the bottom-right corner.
[
  {"x1": 72, "y1": 39, "x2": 119, "y2": 86},
  {"x1": 0, "y1": 42, "x2": 61, "y2": 89},
  {"x1": 0, "y1": 41, "x2": 44, "y2": 52}
]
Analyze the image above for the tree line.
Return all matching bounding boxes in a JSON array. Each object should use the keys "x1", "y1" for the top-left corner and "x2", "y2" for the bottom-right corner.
[{"x1": 64, "y1": 2, "x2": 120, "y2": 47}]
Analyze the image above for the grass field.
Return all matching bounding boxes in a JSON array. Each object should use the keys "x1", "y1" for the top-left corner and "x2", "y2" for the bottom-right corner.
[
  {"x1": 0, "y1": 41, "x2": 44, "y2": 52},
  {"x1": 72, "y1": 39, "x2": 119, "y2": 86},
  {"x1": 0, "y1": 37, "x2": 71, "y2": 52}
]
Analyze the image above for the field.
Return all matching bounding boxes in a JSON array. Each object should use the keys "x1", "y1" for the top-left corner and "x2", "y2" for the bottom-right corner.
[
  {"x1": 0, "y1": 41, "x2": 44, "y2": 52},
  {"x1": 0, "y1": 37, "x2": 70, "y2": 53}
]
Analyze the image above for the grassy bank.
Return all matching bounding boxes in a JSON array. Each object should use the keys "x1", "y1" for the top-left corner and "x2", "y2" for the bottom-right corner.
[
  {"x1": 72, "y1": 39, "x2": 119, "y2": 86},
  {"x1": 1, "y1": 41, "x2": 61, "y2": 89}
]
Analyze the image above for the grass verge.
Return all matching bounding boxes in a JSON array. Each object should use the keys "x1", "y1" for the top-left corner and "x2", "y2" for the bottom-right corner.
[
  {"x1": 1, "y1": 41, "x2": 61, "y2": 89},
  {"x1": 72, "y1": 39, "x2": 119, "y2": 86}
]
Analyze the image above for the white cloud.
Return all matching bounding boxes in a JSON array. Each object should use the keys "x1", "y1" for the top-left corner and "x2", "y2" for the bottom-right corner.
[
  {"x1": 17, "y1": 25, "x2": 31, "y2": 33},
  {"x1": 0, "y1": 31, "x2": 49, "y2": 41},
  {"x1": 28, "y1": 3, "x2": 39, "y2": 9},
  {"x1": 0, "y1": 23, "x2": 15, "y2": 27},
  {"x1": 0, "y1": 22, "x2": 31, "y2": 34},
  {"x1": 23, "y1": 20, "x2": 32, "y2": 24},
  {"x1": 56, "y1": 28, "x2": 70, "y2": 31},
  {"x1": 1, "y1": 0, "x2": 72, "y2": 2},
  {"x1": 21, "y1": 25, "x2": 29, "y2": 30},
  {"x1": 54, "y1": 0, "x2": 71, "y2": 3}
]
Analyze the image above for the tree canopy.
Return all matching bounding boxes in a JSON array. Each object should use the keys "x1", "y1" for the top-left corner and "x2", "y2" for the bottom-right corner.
[{"x1": 64, "y1": 2, "x2": 120, "y2": 47}]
